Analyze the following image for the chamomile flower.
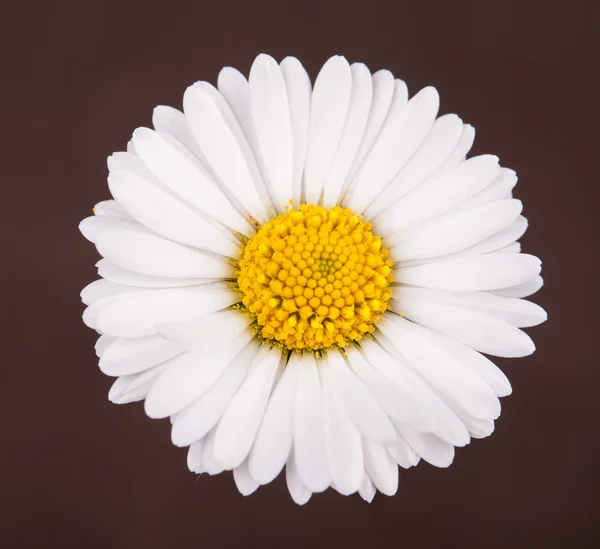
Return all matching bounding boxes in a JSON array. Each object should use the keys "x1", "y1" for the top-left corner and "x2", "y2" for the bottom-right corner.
[{"x1": 80, "y1": 54, "x2": 546, "y2": 504}]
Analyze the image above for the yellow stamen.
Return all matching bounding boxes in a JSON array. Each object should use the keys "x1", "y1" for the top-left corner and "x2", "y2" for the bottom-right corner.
[{"x1": 234, "y1": 204, "x2": 394, "y2": 352}]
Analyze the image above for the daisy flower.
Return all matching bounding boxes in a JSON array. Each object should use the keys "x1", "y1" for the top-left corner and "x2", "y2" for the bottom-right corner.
[{"x1": 80, "y1": 54, "x2": 546, "y2": 504}]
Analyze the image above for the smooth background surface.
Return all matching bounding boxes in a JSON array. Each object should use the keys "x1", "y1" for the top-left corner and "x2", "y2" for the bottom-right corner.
[{"x1": 3, "y1": 1, "x2": 599, "y2": 547}]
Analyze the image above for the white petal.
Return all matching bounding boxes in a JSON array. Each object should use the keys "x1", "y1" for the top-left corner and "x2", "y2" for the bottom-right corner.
[
  {"x1": 217, "y1": 68, "x2": 253, "y2": 141},
  {"x1": 347, "y1": 86, "x2": 439, "y2": 214},
  {"x1": 96, "y1": 230, "x2": 231, "y2": 279},
  {"x1": 375, "y1": 331, "x2": 472, "y2": 447},
  {"x1": 171, "y1": 340, "x2": 259, "y2": 447},
  {"x1": 202, "y1": 428, "x2": 227, "y2": 476},
  {"x1": 79, "y1": 215, "x2": 141, "y2": 244},
  {"x1": 304, "y1": 56, "x2": 352, "y2": 204},
  {"x1": 490, "y1": 275, "x2": 544, "y2": 298},
  {"x1": 99, "y1": 334, "x2": 183, "y2": 376},
  {"x1": 455, "y1": 411, "x2": 495, "y2": 439},
  {"x1": 496, "y1": 242, "x2": 521, "y2": 253},
  {"x1": 358, "y1": 471, "x2": 376, "y2": 503},
  {"x1": 108, "y1": 362, "x2": 169, "y2": 405},
  {"x1": 126, "y1": 139, "x2": 136, "y2": 154},
  {"x1": 233, "y1": 459, "x2": 259, "y2": 496},
  {"x1": 200, "y1": 80, "x2": 276, "y2": 214},
  {"x1": 365, "y1": 338, "x2": 470, "y2": 446},
  {"x1": 187, "y1": 439, "x2": 205, "y2": 474},
  {"x1": 362, "y1": 442, "x2": 398, "y2": 496},
  {"x1": 107, "y1": 150, "x2": 148, "y2": 175},
  {"x1": 347, "y1": 70, "x2": 397, "y2": 184},
  {"x1": 388, "y1": 199, "x2": 523, "y2": 260},
  {"x1": 285, "y1": 451, "x2": 312, "y2": 505},
  {"x1": 396, "y1": 253, "x2": 542, "y2": 291},
  {"x1": 398, "y1": 427, "x2": 455, "y2": 468},
  {"x1": 366, "y1": 114, "x2": 464, "y2": 219},
  {"x1": 431, "y1": 123, "x2": 475, "y2": 174},
  {"x1": 453, "y1": 168, "x2": 518, "y2": 214},
  {"x1": 249, "y1": 354, "x2": 301, "y2": 485},
  {"x1": 378, "y1": 315, "x2": 501, "y2": 420},
  {"x1": 184, "y1": 84, "x2": 272, "y2": 223},
  {"x1": 214, "y1": 346, "x2": 281, "y2": 469},
  {"x1": 152, "y1": 105, "x2": 203, "y2": 158},
  {"x1": 108, "y1": 378, "x2": 150, "y2": 405},
  {"x1": 95, "y1": 334, "x2": 116, "y2": 357},
  {"x1": 325, "y1": 350, "x2": 395, "y2": 443},
  {"x1": 391, "y1": 306, "x2": 513, "y2": 397},
  {"x1": 217, "y1": 67, "x2": 266, "y2": 182},
  {"x1": 392, "y1": 285, "x2": 546, "y2": 328},
  {"x1": 107, "y1": 153, "x2": 188, "y2": 222},
  {"x1": 82, "y1": 288, "x2": 143, "y2": 330},
  {"x1": 97, "y1": 259, "x2": 209, "y2": 288},
  {"x1": 280, "y1": 57, "x2": 311, "y2": 207},
  {"x1": 322, "y1": 63, "x2": 372, "y2": 208},
  {"x1": 108, "y1": 170, "x2": 237, "y2": 256},
  {"x1": 321, "y1": 358, "x2": 363, "y2": 495},
  {"x1": 471, "y1": 420, "x2": 496, "y2": 439},
  {"x1": 144, "y1": 333, "x2": 252, "y2": 418},
  {"x1": 375, "y1": 154, "x2": 500, "y2": 234},
  {"x1": 81, "y1": 279, "x2": 136, "y2": 305},
  {"x1": 452, "y1": 216, "x2": 529, "y2": 259},
  {"x1": 93, "y1": 199, "x2": 131, "y2": 219},
  {"x1": 249, "y1": 54, "x2": 294, "y2": 212},
  {"x1": 293, "y1": 353, "x2": 330, "y2": 492},
  {"x1": 398, "y1": 215, "x2": 529, "y2": 269},
  {"x1": 216, "y1": 67, "x2": 278, "y2": 215},
  {"x1": 95, "y1": 284, "x2": 238, "y2": 337},
  {"x1": 108, "y1": 375, "x2": 138, "y2": 404},
  {"x1": 132, "y1": 127, "x2": 251, "y2": 234},
  {"x1": 158, "y1": 309, "x2": 251, "y2": 350},
  {"x1": 350, "y1": 342, "x2": 464, "y2": 439},
  {"x1": 388, "y1": 433, "x2": 420, "y2": 469}
]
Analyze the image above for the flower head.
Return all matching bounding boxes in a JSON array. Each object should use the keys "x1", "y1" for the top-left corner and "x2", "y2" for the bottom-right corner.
[
  {"x1": 80, "y1": 54, "x2": 546, "y2": 504},
  {"x1": 236, "y1": 204, "x2": 394, "y2": 351}
]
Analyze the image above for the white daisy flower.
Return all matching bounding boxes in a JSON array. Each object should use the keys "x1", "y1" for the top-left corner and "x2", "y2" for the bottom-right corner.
[{"x1": 80, "y1": 54, "x2": 546, "y2": 504}]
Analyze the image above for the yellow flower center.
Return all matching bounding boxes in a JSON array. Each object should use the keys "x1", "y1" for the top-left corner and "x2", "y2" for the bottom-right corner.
[{"x1": 234, "y1": 204, "x2": 394, "y2": 352}]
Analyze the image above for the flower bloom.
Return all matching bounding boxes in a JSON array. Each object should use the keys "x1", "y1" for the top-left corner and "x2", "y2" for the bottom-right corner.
[{"x1": 80, "y1": 54, "x2": 546, "y2": 504}]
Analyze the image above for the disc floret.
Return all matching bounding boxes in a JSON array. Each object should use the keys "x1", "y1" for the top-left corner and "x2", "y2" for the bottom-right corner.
[{"x1": 235, "y1": 204, "x2": 394, "y2": 352}]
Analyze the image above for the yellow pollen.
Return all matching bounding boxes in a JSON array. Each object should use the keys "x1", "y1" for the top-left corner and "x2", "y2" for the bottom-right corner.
[{"x1": 234, "y1": 204, "x2": 394, "y2": 352}]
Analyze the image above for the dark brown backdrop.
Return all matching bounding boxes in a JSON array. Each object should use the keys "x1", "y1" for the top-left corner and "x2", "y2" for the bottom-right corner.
[{"x1": 3, "y1": 1, "x2": 599, "y2": 547}]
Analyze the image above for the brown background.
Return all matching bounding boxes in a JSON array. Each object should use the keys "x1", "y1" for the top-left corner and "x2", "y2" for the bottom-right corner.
[{"x1": 3, "y1": 1, "x2": 599, "y2": 547}]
